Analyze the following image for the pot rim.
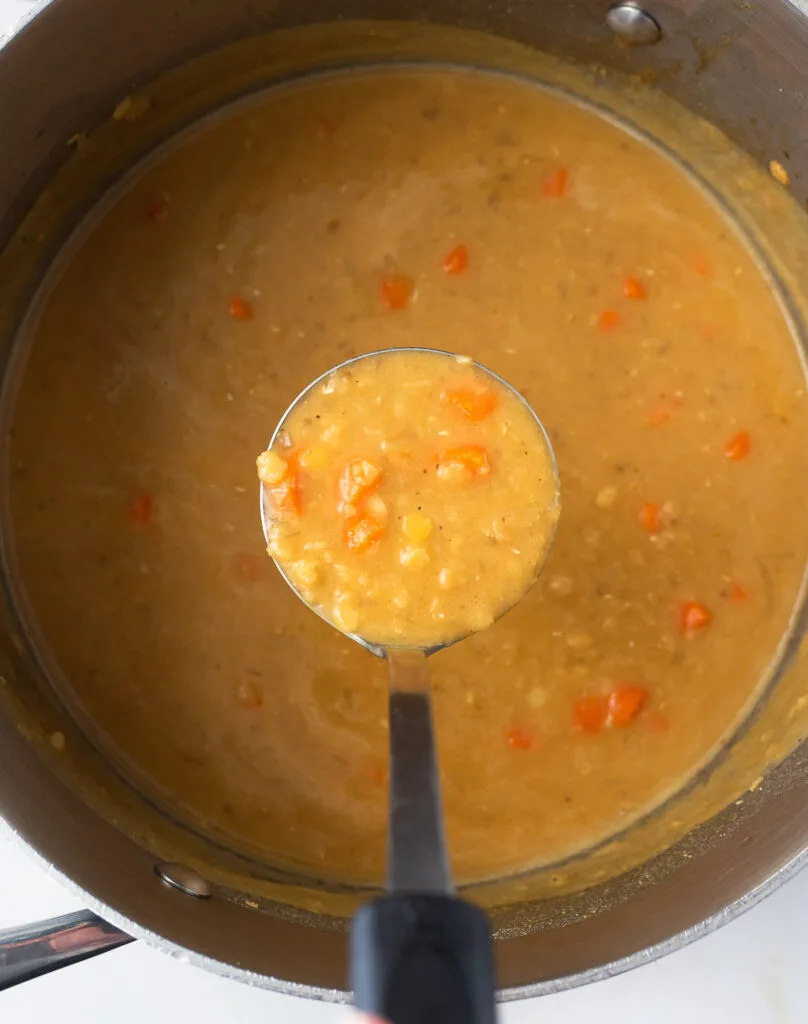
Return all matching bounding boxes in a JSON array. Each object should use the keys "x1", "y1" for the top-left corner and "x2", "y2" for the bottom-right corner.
[
  {"x1": 4, "y1": 811, "x2": 807, "y2": 1001},
  {"x1": 3, "y1": 0, "x2": 808, "y2": 1003}
]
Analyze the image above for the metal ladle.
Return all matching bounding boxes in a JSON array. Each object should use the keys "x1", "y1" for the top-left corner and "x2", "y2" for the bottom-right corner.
[{"x1": 259, "y1": 348, "x2": 559, "y2": 1024}]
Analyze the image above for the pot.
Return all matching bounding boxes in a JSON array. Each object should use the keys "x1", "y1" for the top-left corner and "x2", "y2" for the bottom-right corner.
[{"x1": 3, "y1": 0, "x2": 808, "y2": 1002}]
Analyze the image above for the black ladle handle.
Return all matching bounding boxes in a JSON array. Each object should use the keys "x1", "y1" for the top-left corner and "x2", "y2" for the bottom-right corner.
[
  {"x1": 350, "y1": 649, "x2": 497, "y2": 1023},
  {"x1": 351, "y1": 893, "x2": 497, "y2": 1024}
]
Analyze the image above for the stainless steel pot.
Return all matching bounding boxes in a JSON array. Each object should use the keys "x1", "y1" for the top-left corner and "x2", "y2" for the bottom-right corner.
[{"x1": 3, "y1": 0, "x2": 808, "y2": 1002}]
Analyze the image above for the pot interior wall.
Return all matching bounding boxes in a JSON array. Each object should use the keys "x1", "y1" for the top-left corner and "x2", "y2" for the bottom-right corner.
[{"x1": 2, "y1": 0, "x2": 808, "y2": 999}]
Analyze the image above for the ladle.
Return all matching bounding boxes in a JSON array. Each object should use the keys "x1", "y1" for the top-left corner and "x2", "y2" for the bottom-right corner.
[{"x1": 259, "y1": 348, "x2": 559, "y2": 1024}]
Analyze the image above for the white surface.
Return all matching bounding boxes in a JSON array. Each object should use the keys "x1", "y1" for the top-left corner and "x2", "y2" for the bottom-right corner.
[{"x1": 1, "y1": 0, "x2": 807, "y2": 1020}]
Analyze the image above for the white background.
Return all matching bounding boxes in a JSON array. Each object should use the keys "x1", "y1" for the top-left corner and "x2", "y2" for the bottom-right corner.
[{"x1": 1, "y1": 1, "x2": 806, "y2": 1020}]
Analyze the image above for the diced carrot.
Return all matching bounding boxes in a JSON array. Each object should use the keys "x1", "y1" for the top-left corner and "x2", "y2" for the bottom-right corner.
[
  {"x1": 598, "y1": 309, "x2": 622, "y2": 332},
  {"x1": 229, "y1": 296, "x2": 254, "y2": 321},
  {"x1": 231, "y1": 550, "x2": 266, "y2": 583},
  {"x1": 623, "y1": 275, "x2": 647, "y2": 300},
  {"x1": 314, "y1": 115, "x2": 336, "y2": 139},
  {"x1": 267, "y1": 453, "x2": 302, "y2": 518},
  {"x1": 729, "y1": 581, "x2": 748, "y2": 601},
  {"x1": 126, "y1": 492, "x2": 153, "y2": 526},
  {"x1": 542, "y1": 167, "x2": 568, "y2": 198},
  {"x1": 691, "y1": 253, "x2": 712, "y2": 278},
  {"x1": 573, "y1": 695, "x2": 608, "y2": 734},
  {"x1": 436, "y1": 444, "x2": 491, "y2": 482},
  {"x1": 338, "y1": 458, "x2": 382, "y2": 506},
  {"x1": 639, "y1": 501, "x2": 662, "y2": 534},
  {"x1": 606, "y1": 686, "x2": 649, "y2": 728},
  {"x1": 146, "y1": 200, "x2": 168, "y2": 223},
  {"x1": 236, "y1": 681, "x2": 263, "y2": 709},
  {"x1": 344, "y1": 514, "x2": 386, "y2": 553},
  {"x1": 724, "y1": 430, "x2": 751, "y2": 461},
  {"x1": 507, "y1": 725, "x2": 536, "y2": 751},
  {"x1": 648, "y1": 394, "x2": 682, "y2": 426},
  {"x1": 680, "y1": 600, "x2": 712, "y2": 633},
  {"x1": 442, "y1": 382, "x2": 497, "y2": 422},
  {"x1": 442, "y1": 244, "x2": 469, "y2": 275},
  {"x1": 380, "y1": 272, "x2": 414, "y2": 310}
]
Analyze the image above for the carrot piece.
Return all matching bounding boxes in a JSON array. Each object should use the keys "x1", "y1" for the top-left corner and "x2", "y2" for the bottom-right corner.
[
  {"x1": 648, "y1": 407, "x2": 671, "y2": 426},
  {"x1": 231, "y1": 551, "x2": 266, "y2": 583},
  {"x1": 442, "y1": 382, "x2": 496, "y2": 422},
  {"x1": 648, "y1": 394, "x2": 682, "y2": 427},
  {"x1": 573, "y1": 695, "x2": 608, "y2": 734},
  {"x1": 680, "y1": 600, "x2": 712, "y2": 633},
  {"x1": 639, "y1": 501, "x2": 662, "y2": 534},
  {"x1": 442, "y1": 244, "x2": 469, "y2": 275},
  {"x1": 344, "y1": 514, "x2": 386, "y2": 553},
  {"x1": 229, "y1": 296, "x2": 254, "y2": 321},
  {"x1": 126, "y1": 492, "x2": 153, "y2": 526},
  {"x1": 700, "y1": 325, "x2": 717, "y2": 343},
  {"x1": 622, "y1": 275, "x2": 647, "y2": 300},
  {"x1": 729, "y1": 581, "x2": 747, "y2": 601},
  {"x1": 606, "y1": 686, "x2": 649, "y2": 728},
  {"x1": 267, "y1": 453, "x2": 302, "y2": 518},
  {"x1": 314, "y1": 115, "x2": 336, "y2": 140},
  {"x1": 598, "y1": 309, "x2": 622, "y2": 332},
  {"x1": 436, "y1": 444, "x2": 491, "y2": 482},
  {"x1": 338, "y1": 458, "x2": 382, "y2": 507},
  {"x1": 146, "y1": 200, "x2": 168, "y2": 223},
  {"x1": 380, "y1": 272, "x2": 414, "y2": 310},
  {"x1": 724, "y1": 430, "x2": 751, "y2": 461},
  {"x1": 542, "y1": 167, "x2": 568, "y2": 198},
  {"x1": 507, "y1": 725, "x2": 535, "y2": 751},
  {"x1": 236, "y1": 681, "x2": 263, "y2": 709}
]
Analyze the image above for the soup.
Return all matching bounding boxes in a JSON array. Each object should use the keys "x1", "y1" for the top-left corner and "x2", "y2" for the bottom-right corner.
[
  {"x1": 260, "y1": 349, "x2": 560, "y2": 648},
  {"x1": 7, "y1": 67, "x2": 808, "y2": 886}
]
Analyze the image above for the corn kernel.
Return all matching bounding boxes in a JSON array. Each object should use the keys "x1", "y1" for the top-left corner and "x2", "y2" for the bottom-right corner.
[
  {"x1": 289, "y1": 560, "x2": 320, "y2": 589},
  {"x1": 402, "y1": 512, "x2": 433, "y2": 542},
  {"x1": 436, "y1": 461, "x2": 474, "y2": 484},
  {"x1": 266, "y1": 533, "x2": 294, "y2": 561},
  {"x1": 365, "y1": 494, "x2": 388, "y2": 523},
  {"x1": 322, "y1": 423, "x2": 343, "y2": 444},
  {"x1": 299, "y1": 446, "x2": 329, "y2": 472},
  {"x1": 256, "y1": 449, "x2": 288, "y2": 485},
  {"x1": 595, "y1": 485, "x2": 618, "y2": 509},
  {"x1": 332, "y1": 596, "x2": 359, "y2": 633},
  {"x1": 399, "y1": 545, "x2": 430, "y2": 569}
]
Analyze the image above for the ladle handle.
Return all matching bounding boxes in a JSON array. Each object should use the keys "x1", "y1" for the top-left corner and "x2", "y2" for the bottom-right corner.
[
  {"x1": 0, "y1": 910, "x2": 133, "y2": 990},
  {"x1": 351, "y1": 892, "x2": 496, "y2": 1024}
]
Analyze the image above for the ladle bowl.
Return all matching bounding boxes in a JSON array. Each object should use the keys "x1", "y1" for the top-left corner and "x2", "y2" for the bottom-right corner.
[{"x1": 259, "y1": 346, "x2": 561, "y2": 658}]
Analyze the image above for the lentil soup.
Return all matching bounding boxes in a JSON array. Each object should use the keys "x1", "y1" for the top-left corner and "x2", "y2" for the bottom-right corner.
[
  {"x1": 6, "y1": 67, "x2": 808, "y2": 886},
  {"x1": 259, "y1": 349, "x2": 560, "y2": 648}
]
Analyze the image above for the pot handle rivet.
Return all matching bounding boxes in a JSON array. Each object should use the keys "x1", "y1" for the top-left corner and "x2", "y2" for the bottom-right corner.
[
  {"x1": 606, "y1": 3, "x2": 662, "y2": 44},
  {"x1": 155, "y1": 862, "x2": 212, "y2": 898}
]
